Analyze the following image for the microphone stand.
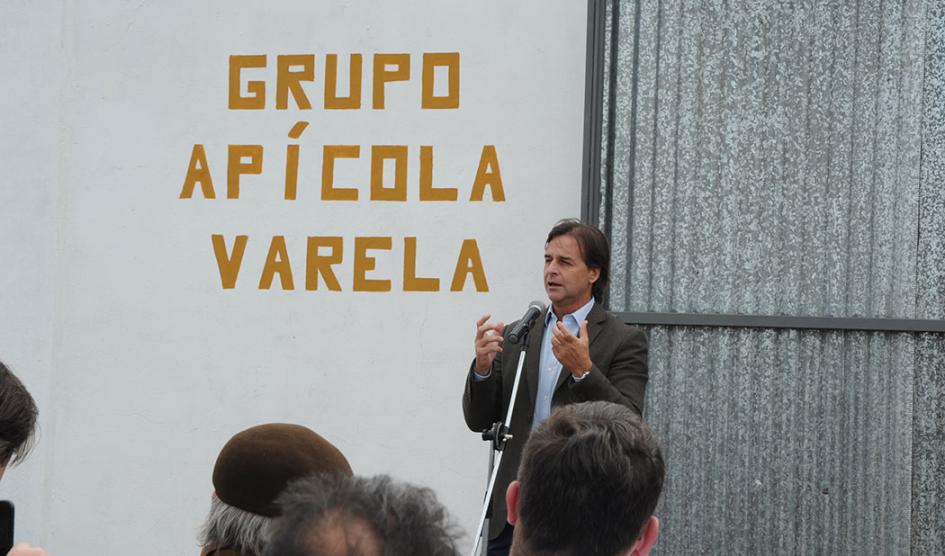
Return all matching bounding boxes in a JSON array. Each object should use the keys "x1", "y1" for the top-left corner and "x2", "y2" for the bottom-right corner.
[{"x1": 470, "y1": 327, "x2": 531, "y2": 556}]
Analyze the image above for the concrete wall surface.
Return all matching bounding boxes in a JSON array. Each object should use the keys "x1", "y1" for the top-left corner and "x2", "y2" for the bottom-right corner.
[{"x1": 0, "y1": 2, "x2": 588, "y2": 553}]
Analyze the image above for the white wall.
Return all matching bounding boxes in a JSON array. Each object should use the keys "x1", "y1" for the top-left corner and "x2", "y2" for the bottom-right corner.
[
  {"x1": 0, "y1": 2, "x2": 587, "y2": 553},
  {"x1": 0, "y1": 0, "x2": 63, "y2": 547}
]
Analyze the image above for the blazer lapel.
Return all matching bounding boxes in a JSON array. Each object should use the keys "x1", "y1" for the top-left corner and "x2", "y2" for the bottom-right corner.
[
  {"x1": 523, "y1": 312, "x2": 546, "y2": 411},
  {"x1": 553, "y1": 302, "x2": 606, "y2": 393}
]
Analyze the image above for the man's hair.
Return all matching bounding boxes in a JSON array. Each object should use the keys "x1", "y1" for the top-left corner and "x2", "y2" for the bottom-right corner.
[
  {"x1": 545, "y1": 219, "x2": 611, "y2": 304},
  {"x1": 264, "y1": 474, "x2": 460, "y2": 556},
  {"x1": 516, "y1": 401, "x2": 664, "y2": 556},
  {"x1": 200, "y1": 493, "x2": 273, "y2": 555},
  {"x1": 0, "y1": 360, "x2": 39, "y2": 468}
]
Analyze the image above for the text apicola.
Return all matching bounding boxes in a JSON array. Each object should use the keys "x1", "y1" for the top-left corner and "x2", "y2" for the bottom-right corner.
[{"x1": 178, "y1": 52, "x2": 502, "y2": 293}]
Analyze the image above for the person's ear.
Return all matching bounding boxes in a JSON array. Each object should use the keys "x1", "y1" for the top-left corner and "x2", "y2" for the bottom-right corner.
[
  {"x1": 588, "y1": 266, "x2": 600, "y2": 285},
  {"x1": 629, "y1": 516, "x2": 660, "y2": 556},
  {"x1": 505, "y1": 481, "x2": 521, "y2": 525}
]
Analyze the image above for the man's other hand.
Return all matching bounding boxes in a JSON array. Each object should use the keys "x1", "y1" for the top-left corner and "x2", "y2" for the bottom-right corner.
[{"x1": 552, "y1": 320, "x2": 593, "y2": 377}]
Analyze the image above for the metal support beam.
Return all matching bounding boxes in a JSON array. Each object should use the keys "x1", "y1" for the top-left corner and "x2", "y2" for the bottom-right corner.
[
  {"x1": 618, "y1": 312, "x2": 945, "y2": 332},
  {"x1": 581, "y1": 0, "x2": 607, "y2": 228}
]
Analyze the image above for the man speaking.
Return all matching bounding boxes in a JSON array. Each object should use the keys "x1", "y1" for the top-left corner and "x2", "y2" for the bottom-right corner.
[{"x1": 462, "y1": 219, "x2": 649, "y2": 556}]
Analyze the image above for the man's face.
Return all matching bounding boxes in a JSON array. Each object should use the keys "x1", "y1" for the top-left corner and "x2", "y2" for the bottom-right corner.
[{"x1": 544, "y1": 234, "x2": 599, "y2": 312}]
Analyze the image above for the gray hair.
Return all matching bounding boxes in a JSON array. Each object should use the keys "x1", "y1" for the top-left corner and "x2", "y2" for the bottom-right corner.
[
  {"x1": 200, "y1": 493, "x2": 273, "y2": 554},
  {"x1": 263, "y1": 473, "x2": 462, "y2": 556}
]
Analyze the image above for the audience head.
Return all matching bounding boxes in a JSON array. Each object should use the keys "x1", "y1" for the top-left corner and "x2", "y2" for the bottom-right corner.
[
  {"x1": 200, "y1": 423, "x2": 352, "y2": 555},
  {"x1": 0, "y1": 360, "x2": 39, "y2": 480},
  {"x1": 264, "y1": 474, "x2": 460, "y2": 556},
  {"x1": 506, "y1": 401, "x2": 664, "y2": 556}
]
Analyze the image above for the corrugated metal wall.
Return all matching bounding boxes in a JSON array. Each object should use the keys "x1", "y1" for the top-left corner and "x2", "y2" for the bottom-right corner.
[
  {"x1": 646, "y1": 327, "x2": 914, "y2": 554},
  {"x1": 602, "y1": 0, "x2": 925, "y2": 317},
  {"x1": 592, "y1": 0, "x2": 945, "y2": 553}
]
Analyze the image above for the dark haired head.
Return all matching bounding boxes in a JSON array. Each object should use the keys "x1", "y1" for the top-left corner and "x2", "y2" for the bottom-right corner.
[
  {"x1": 545, "y1": 219, "x2": 611, "y2": 304},
  {"x1": 0, "y1": 360, "x2": 38, "y2": 470},
  {"x1": 513, "y1": 401, "x2": 664, "y2": 556},
  {"x1": 264, "y1": 474, "x2": 461, "y2": 556}
]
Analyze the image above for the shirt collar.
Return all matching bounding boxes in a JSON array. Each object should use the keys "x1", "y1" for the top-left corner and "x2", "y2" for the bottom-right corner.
[{"x1": 545, "y1": 297, "x2": 596, "y2": 325}]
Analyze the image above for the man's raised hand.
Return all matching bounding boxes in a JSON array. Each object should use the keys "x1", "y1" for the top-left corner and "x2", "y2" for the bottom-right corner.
[{"x1": 474, "y1": 314, "x2": 505, "y2": 376}]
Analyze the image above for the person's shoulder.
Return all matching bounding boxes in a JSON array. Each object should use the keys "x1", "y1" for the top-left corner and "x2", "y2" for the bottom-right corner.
[
  {"x1": 598, "y1": 308, "x2": 646, "y2": 338},
  {"x1": 596, "y1": 305, "x2": 626, "y2": 326}
]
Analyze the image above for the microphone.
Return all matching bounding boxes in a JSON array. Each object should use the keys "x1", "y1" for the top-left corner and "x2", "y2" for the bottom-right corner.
[{"x1": 507, "y1": 300, "x2": 547, "y2": 344}]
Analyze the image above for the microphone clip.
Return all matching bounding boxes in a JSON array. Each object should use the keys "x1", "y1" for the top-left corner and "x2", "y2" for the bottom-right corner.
[{"x1": 481, "y1": 422, "x2": 513, "y2": 452}]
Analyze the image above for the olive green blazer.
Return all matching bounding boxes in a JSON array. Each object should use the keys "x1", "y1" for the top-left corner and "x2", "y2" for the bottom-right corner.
[{"x1": 462, "y1": 302, "x2": 648, "y2": 539}]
